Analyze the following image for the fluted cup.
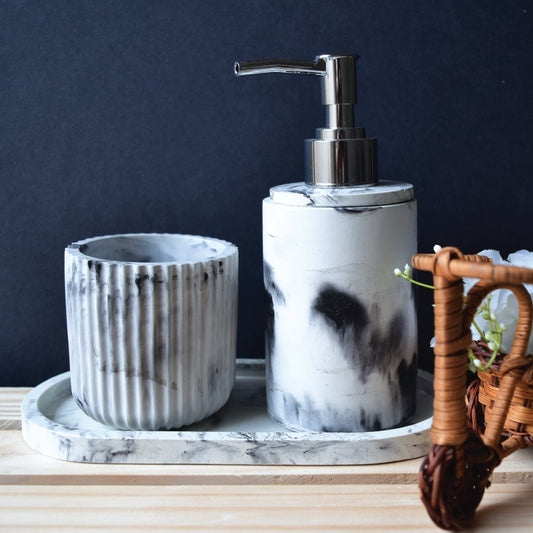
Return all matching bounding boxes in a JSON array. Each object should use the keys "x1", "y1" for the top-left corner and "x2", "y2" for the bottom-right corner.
[{"x1": 65, "y1": 233, "x2": 238, "y2": 430}]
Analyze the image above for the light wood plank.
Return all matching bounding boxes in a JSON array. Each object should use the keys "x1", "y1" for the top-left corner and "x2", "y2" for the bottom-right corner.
[
  {"x1": 0, "y1": 483, "x2": 532, "y2": 532},
  {"x1": 1, "y1": 386, "x2": 533, "y2": 531},
  {"x1": 0, "y1": 484, "x2": 446, "y2": 531},
  {"x1": 0, "y1": 388, "x2": 29, "y2": 420}
]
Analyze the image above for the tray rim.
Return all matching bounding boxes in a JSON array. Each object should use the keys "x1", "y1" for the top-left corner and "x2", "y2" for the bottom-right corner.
[{"x1": 21, "y1": 359, "x2": 434, "y2": 465}]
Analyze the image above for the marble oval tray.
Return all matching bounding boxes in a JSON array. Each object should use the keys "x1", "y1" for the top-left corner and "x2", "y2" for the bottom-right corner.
[{"x1": 21, "y1": 359, "x2": 434, "y2": 465}]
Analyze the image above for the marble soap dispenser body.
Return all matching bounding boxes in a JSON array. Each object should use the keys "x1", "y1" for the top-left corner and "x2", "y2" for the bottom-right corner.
[
  {"x1": 263, "y1": 183, "x2": 417, "y2": 432},
  {"x1": 236, "y1": 55, "x2": 418, "y2": 432}
]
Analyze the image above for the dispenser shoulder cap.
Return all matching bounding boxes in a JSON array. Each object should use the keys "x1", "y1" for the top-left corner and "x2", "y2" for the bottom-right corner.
[{"x1": 269, "y1": 181, "x2": 414, "y2": 207}]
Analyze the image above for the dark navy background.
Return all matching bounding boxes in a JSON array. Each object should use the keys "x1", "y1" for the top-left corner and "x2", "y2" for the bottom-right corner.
[{"x1": 1, "y1": 1, "x2": 532, "y2": 385}]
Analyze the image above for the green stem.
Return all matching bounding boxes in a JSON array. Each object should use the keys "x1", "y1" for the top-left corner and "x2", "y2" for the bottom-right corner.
[
  {"x1": 479, "y1": 348, "x2": 499, "y2": 372},
  {"x1": 397, "y1": 274, "x2": 435, "y2": 290},
  {"x1": 471, "y1": 318, "x2": 489, "y2": 343}
]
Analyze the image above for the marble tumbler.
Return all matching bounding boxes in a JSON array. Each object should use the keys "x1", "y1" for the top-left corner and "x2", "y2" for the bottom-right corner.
[{"x1": 65, "y1": 233, "x2": 238, "y2": 430}]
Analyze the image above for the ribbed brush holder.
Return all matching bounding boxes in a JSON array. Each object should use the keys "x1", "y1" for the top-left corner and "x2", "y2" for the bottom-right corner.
[{"x1": 64, "y1": 233, "x2": 239, "y2": 430}]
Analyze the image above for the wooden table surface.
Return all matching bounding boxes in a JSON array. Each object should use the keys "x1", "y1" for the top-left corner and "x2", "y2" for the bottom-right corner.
[{"x1": 1, "y1": 387, "x2": 532, "y2": 532}]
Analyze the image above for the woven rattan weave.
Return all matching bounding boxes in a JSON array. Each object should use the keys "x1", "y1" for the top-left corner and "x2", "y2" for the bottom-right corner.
[{"x1": 412, "y1": 247, "x2": 533, "y2": 530}]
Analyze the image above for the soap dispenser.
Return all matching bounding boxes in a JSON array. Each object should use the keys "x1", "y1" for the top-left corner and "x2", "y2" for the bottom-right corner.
[{"x1": 235, "y1": 54, "x2": 417, "y2": 432}]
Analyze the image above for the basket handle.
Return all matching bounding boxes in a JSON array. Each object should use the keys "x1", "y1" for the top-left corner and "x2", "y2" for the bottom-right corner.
[
  {"x1": 412, "y1": 247, "x2": 533, "y2": 455},
  {"x1": 413, "y1": 247, "x2": 533, "y2": 285}
]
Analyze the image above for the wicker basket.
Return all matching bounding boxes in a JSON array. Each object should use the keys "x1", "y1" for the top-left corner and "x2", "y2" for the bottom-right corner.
[
  {"x1": 412, "y1": 247, "x2": 533, "y2": 531},
  {"x1": 467, "y1": 341, "x2": 533, "y2": 447}
]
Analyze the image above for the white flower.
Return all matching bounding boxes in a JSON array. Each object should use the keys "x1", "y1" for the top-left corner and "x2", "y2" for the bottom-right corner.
[
  {"x1": 508, "y1": 249, "x2": 533, "y2": 269},
  {"x1": 463, "y1": 249, "x2": 533, "y2": 354}
]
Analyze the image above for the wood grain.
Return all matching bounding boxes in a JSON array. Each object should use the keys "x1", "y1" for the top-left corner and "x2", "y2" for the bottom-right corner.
[
  {"x1": 1, "y1": 387, "x2": 532, "y2": 531},
  {"x1": 1, "y1": 484, "x2": 532, "y2": 532}
]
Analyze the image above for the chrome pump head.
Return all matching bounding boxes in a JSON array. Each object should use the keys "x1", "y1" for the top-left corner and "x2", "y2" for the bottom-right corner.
[{"x1": 234, "y1": 54, "x2": 377, "y2": 187}]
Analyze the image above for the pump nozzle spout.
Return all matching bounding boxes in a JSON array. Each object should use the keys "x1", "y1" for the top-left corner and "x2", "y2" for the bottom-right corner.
[
  {"x1": 235, "y1": 54, "x2": 377, "y2": 187},
  {"x1": 234, "y1": 59, "x2": 323, "y2": 77}
]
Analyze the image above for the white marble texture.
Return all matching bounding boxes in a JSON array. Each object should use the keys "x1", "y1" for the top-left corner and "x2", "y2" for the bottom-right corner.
[
  {"x1": 65, "y1": 233, "x2": 238, "y2": 431},
  {"x1": 269, "y1": 180, "x2": 414, "y2": 208},
  {"x1": 21, "y1": 360, "x2": 433, "y2": 465},
  {"x1": 263, "y1": 182, "x2": 417, "y2": 432}
]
